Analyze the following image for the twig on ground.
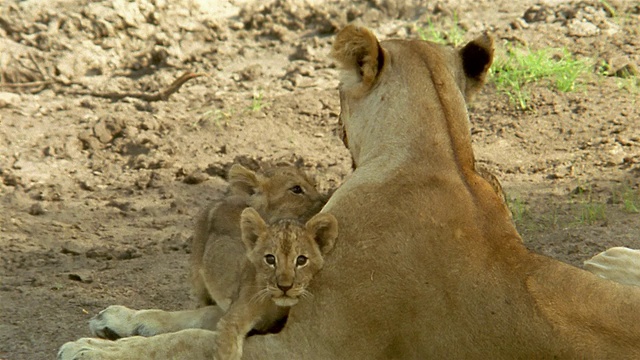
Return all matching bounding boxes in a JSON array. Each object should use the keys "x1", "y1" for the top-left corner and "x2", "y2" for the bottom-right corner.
[{"x1": 65, "y1": 72, "x2": 207, "y2": 102}]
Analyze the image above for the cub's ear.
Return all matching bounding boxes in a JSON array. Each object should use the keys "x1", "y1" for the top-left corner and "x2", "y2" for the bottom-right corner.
[
  {"x1": 305, "y1": 213, "x2": 338, "y2": 255},
  {"x1": 459, "y1": 33, "x2": 494, "y2": 100},
  {"x1": 332, "y1": 25, "x2": 384, "y2": 89},
  {"x1": 228, "y1": 164, "x2": 260, "y2": 196},
  {"x1": 240, "y1": 207, "x2": 267, "y2": 250}
]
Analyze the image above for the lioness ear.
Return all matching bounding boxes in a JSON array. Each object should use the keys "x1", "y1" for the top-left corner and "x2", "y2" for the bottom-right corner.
[
  {"x1": 332, "y1": 25, "x2": 384, "y2": 88},
  {"x1": 305, "y1": 213, "x2": 338, "y2": 255},
  {"x1": 459, "y1": 33, "x2": 494, "y2": 100},
  {"x1": 228, "y1": 164, "x2": 260, "y2": 196},
  {"x1": 240, "y1": 207, "x2": 267, "y2": 250}
]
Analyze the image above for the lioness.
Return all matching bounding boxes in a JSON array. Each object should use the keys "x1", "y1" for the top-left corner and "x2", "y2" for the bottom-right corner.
[
  {"x1": 59, "y1": 26, "x2": 640, "y2": 359},
  {"x1": 88, "y1": 164, "x2": 327, "y2": 340},
  {"x1": 215, "y1": 208, "x2": 338, "y2": 360}
]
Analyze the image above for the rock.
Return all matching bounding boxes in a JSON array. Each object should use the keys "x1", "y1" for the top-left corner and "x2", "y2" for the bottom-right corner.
[
  {"x1": 183, "y1": 171, "x2": 209, "y2": 184},
  {"x1": 28, "y1": 203, "x2": 46, "y2": 216},
  {"x1": 240, "y1": 64, "x2": 263, "y2": 81},
  {"x1": 61, "y1": 241, "x2": 88, "y2": 256},
  {"x1": 603, "y1": 56, "x2": 639, "y2": 78},
  {"x1": 567, "y1": 19, "x2": 599, "y2": 37},
  {"x1": 93, "y1": 117, "x2": 124, "y2": 144},
  {"x1": 68, "y1": 271, "x2": 94, "y2": 283},
  {"x1": 0, "y1": 92, "x2": 21, "y2": 108}
]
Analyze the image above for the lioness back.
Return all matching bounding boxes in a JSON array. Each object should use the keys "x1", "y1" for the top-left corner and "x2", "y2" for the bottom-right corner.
[
  {"x1": 213, "y1": 208, "x2": 338, "y2": 360},
  {"x1": 191, "y1": 164, "x2": 327, "y2": 309}
]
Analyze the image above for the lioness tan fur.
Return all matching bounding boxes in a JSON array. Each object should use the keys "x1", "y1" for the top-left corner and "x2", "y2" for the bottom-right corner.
[
  {"x1": 214, "y1": 208, "x2": 338, "y2": 360},
  {"x1": 59, "y1": 26, "x2": 640, "y2": 360}
]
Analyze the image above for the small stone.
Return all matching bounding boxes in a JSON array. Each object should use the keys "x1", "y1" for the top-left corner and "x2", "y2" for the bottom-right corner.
[
  {"x1": 68, "y1": 271, "x2": 94, "y2": 283},
  {"x1": 183, "y1": 171, "x2": 209, "y2": 184},
  {"x1": 0, "y1": 92, "x2": 21, "y2": 108},
  {"x1": 567, "y1": 19, "x2": 599, "y2": 37},
  {"x1": 61, "y1": 241, "x2": 87, "y2": 256},
  {"x1": 28, "y1": 203, "x2": 46, "y2": 216}
]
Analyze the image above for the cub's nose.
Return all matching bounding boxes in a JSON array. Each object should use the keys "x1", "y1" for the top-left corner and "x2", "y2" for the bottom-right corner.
[{"x1": 277, "y1": 284, "x2": 292, "y2": 293}]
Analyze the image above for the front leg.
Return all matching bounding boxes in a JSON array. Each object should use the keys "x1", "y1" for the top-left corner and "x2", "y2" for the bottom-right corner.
[
  {"x1": 58, "y1": 329, "x2": 218, "y2": 360},
  {"x1": 90, "y1": 305, "x2": 224, "y2": 339},
  {"x1": 214, "y1": 307, "x2": 261, "y2": 360}
]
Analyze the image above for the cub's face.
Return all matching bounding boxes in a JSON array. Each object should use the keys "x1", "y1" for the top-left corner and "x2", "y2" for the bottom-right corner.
[
  {"x1": 228, "y1": 165, "x2": 326, "y2": 223},
  {"x1": 241, "y1": 209, "x2": 339, "y2": 307},
  {"x1": 256, "y1": 167, "x2": 325, "y2": 222},
  {"x1": 249, "y1": 220, "x2": 324, "y2": 307}
]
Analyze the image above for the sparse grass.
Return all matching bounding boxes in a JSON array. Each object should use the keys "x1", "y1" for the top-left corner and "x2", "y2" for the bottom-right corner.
[
  {"x1": 612, "y1": 185, "x2": 640, "y2": 214},
  {"x1": 507, "y1": 196, "x2": 528, "y2": 224},
  {"x1": 193, "y1": 107, "x2": 232, "y2": 128},
  {"x1": 417, "y1": 14, "x2": 466, "y2": 47},
  {"x1": 569, "y1": 184, "x2": 608, "y2": 225},
  {"x1": 615, "y1": 76, "x2": 640, "y2": 98},
  {"x1": 576, "y1": 202, "x2": 607, "y2": 225},
  {"x1": 596, "y1": 59, "x2": 640, "y2": 97},
  {"x1": 491, "y1": 45, "x2": 591, "y2": 110},
  {"x1": 248, "y1": 91, "x2": 268, "y2": 112},
  {"x1": 598, "y1": 0, "x2": 616, "y2": 17}
]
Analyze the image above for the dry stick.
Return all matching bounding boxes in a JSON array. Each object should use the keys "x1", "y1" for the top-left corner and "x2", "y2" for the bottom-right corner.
[
  {"x1": 0, "y1": 80, "x2": 53, "y2": 88},
  {"x1": 66, "y1": 72, "x2": 206, "y2": 102}
]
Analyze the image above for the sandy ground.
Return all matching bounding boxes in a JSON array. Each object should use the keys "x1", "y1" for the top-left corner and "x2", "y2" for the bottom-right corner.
[{"x1": 1, "y1": 0, "x2": 639, "y2": 359}]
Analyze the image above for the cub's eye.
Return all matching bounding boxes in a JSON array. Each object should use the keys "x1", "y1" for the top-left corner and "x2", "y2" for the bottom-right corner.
[
  {"x1": 296, "y1": 255, "x2": 308, "y2": 266},
  {"x1": 264, "y1": 254, "x2": 276, "y2": 266},
  {"x1": 289, "y1": 185, "x2": 304, "y2": 194}
]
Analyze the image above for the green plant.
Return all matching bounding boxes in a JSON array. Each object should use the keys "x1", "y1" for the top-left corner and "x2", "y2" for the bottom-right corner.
[
  {"x1": 193, "y1": 108, "x2": 231, "y2": 128},
  {"x1": 612, "y1": 185, "x2": 640, "y2": 213},
  {"x1": 598, "y1": 0, "x2": 616, "y2": 17},
  {"x1": 249, "y1": 91, "x2": 267, "y2": 112},
  {"x1": 491, "y1": 45, "x2": 591, "y2": 110},
  {"x1": 507, "y1": 196, "x2": 528, "y2": 224},
  {"x1": 576, "y1": 202, "x2": 607, "y2": 224},
  {"x1": 417, "y1": 13, "x2": 466, "y2": 47},
  {"x1": 616, "y1": 76, "x2": 640, "y2": 98},
  {"x1": 569, "y1": 184, "x2": 607, "y2": 225}
]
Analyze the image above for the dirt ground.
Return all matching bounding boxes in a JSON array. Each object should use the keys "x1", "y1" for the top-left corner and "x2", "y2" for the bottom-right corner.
[{"x1": 1, "y1": 0, "x2": 638, "y2": 359}]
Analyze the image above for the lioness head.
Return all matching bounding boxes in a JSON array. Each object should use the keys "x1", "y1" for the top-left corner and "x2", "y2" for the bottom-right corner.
[
  {"x1": 228, "y1": 164, "x2": 326, "y2": 222},
  {"x1": 331, "y1": 25, "x2": 494, "y2": 169},
  {"x1": 240, "y1": 207, "x2": 338, "y2": 307}
]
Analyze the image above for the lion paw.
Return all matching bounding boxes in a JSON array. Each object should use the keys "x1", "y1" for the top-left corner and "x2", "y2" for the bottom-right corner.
[
  {"x1": 57, "y1": 337, "x2": 112, "y2": 360},
  {"x1": 90, "y1": 305, "x2": 159, "y2": 339},
  {"x1": 584, "y1": 247, "x2": 640, "y2": 287}
]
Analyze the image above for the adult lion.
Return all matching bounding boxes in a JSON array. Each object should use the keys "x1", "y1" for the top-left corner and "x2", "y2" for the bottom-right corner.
[{"x1": 59, "y1": 25, "x2": 640, "y2": 359}]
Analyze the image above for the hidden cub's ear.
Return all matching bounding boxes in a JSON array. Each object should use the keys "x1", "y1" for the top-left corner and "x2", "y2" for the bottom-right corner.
[
  {"x1": 459, "y1": 33, "x2": 494, "y2": 100},
  {"x1": 332, "y1": 25, "x2": 385, "y2": 90},
  {"x1": 228, "y1": 164, "x2": 260, "y2": 196}
]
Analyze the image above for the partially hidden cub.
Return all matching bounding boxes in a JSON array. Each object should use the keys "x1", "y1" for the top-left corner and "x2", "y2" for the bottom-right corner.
[
  {"x1": 191, "y1": 164, "x2": 327, "y2": 310},
  {"x1": 214, "y1": 207, "x2": 338, "y2": 360}
]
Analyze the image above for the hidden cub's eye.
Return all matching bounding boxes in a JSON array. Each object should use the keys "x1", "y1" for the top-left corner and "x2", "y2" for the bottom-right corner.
[
  {"x1": 289, "y1": 185, "x2": 304, "y2": 194},
  {"x1": 296, "y1": 255, "x2": 308, "y2": 266},
  {"x1": 264, "y1": 254, "x2": 276, "y2": 266}
]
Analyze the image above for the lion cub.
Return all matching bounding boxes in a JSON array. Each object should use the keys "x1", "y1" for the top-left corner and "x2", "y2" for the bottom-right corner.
[
  {"x1": 191, "y1": 164, "x2": 327, "y2": 310},
  {"x1": 214, "y1": 207, "x2": 338, "y2": 360}
]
